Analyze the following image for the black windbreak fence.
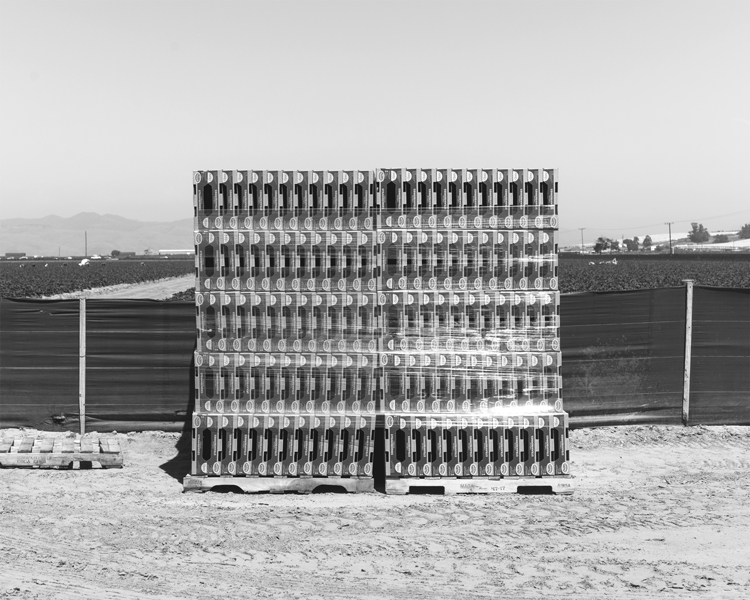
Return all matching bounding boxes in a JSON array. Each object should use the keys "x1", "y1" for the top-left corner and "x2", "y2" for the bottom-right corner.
[{"x1": 1, "y1": 287, "x2": 748, "y2": 430}]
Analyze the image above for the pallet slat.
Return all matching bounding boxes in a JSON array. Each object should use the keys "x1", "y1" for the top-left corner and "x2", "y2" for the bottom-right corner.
[
  {"x1": 183, "y1": 475, "x2": 374, "y2": 494},
  {"x1": 385, "y1": 476, "x2": 575, "y2": 495}
]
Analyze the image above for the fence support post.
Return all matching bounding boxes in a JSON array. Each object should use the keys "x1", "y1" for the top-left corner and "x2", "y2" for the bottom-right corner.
[
  {"x1": 682, "y1": 280, "x2": 694, "y2": 426},
  {"x1": 79, "y1": 298, "x2": 86, "y2": 435}
]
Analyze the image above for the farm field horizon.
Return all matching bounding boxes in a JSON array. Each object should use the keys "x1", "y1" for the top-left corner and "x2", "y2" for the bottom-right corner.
[{"x1": 2, "y1": 256, "x2": 749, "y2": 299}]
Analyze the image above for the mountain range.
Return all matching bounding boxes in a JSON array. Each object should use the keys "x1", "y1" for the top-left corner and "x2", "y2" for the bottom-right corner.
[{"x1": 0, "y1": 212, "x2": 194, "y2": 257}]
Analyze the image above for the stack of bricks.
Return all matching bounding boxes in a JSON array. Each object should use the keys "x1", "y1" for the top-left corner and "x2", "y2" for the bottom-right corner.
[{"x1": 190, "y1": 168, "x2": 570, "y2": 489}]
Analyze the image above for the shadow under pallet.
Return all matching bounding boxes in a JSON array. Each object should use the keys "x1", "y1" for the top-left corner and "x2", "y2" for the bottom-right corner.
[
  {"x1": 385, "y1": 476, "x2": 575, "y2": 495},
  {"x1": 183, "y1": 475, "x2": 375, "y2": 494}
]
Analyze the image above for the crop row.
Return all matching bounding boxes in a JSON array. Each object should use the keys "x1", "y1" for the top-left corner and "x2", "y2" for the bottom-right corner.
[
  {"x1": 2, "y1": 258, "x2": 749, "y2": 299},
  {"x1": 558, "y1": 259, "x2": 750, "y2": 293},
  {"x1": 0, "y1": 260, "x2": 194, "y2": 298}
]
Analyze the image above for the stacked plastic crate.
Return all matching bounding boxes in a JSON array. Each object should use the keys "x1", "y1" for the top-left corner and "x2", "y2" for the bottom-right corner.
[
  {"x1": 379, "y1": 168, "x2": 572, "y2": 494},
  {"x1": 190, "y1": 170, "x2": 378, "y2": 492},
  {"x1": 187, "y1": 167, "x2": 572, "y2": 495}
]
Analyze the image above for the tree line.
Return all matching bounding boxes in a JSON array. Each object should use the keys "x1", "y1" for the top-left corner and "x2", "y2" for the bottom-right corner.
[{"x1": 593, "y1": 223, "x2": 750, "y2": 253}]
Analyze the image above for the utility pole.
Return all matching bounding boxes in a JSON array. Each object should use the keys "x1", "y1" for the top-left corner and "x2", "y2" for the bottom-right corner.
[
  {"x1": 665, "y1": 222, "x2": 674, "y2": 255},
  {"x1": 578, "y1": 228, "x2": 585, "y2": 253},
  {"x1": 85, "y1": 231, "x2": 88, "y2": 257}
]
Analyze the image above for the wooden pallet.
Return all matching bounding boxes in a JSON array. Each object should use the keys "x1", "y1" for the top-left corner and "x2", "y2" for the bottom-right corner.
[
  {"x1": 183, "y1": 475, "x2": 375, "y2": 494},
  {"x1": 385, "y1": 476, "x2": 575, "y2": 495},
  {"x1": 0, "y1": 434, "x2": 123, "y2": 469}
]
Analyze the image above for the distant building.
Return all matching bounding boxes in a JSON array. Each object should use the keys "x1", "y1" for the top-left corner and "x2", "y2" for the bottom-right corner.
[
  {"x1": 159, "y1": 249, "x2": 194, "y2": 256},
  {"x1": 119, "y1": 252, "x2": 137, "y2": 258},
  {"x1": 5, "y1": 252, "x2": 26, "y2": 259}
]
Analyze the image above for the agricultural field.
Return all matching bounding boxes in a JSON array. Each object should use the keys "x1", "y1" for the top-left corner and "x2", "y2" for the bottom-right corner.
[
  {"x1": 3, "y1": 257, "x2": 750, "y2": 299},
  {"x1": 0, "y1": 259, "x2": 194, "y2": 298},
  {"x1": 558, "y1": 258, "x2": 750, "y2": 293}
]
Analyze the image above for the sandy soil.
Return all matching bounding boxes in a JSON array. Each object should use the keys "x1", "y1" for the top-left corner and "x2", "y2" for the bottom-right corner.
[
  {"x1": 42, "y1": 274, "x2": 195, "y2": 301},
  {"x1": 1, "y1": 425, "x2": 748, "y2": 599}
]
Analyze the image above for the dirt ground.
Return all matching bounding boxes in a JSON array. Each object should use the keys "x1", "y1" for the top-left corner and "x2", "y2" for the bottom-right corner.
[
  {"x1": 42, "y1": 274, "x2": 195, "y2": 301},
  {"x1": 1, "y1": 426, "x2": 749, "y2": 599}
]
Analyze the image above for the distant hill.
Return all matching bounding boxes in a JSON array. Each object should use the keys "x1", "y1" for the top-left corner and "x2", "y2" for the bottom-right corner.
[{"x1": 0, "y1": 212, "x2": 193, "y2": 257}]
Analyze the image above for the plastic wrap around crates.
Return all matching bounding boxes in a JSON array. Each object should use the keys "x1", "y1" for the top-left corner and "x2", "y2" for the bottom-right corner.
[
  {"x1": 191, "y1": 412, "x2": 375, "y2": 478},
  {"x1": 378, "y1": 351, "x2": 562, "y2": 414},
  {"x1": 385, "y1": 410, "x2": 569, "y2": 479},
  {"x1": 197, "y1": 291, "x2": 381, "y2": 354},
  {"x1": 196, "y1": 351, "x2": 381, "y2": 416},
  {"x1": 377, "y1": 290, "x2": 560, "y2": 353}
]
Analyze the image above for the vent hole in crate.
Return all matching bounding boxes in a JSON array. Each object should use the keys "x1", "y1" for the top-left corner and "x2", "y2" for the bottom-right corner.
[
  {"x1": 220, "y1": 183, "x2": 230, "y2": 212},
  {"x1": 356, "y1": 184, "x2": 365, "y2": 210},
  {"x1": 551, "y1": 429, "x2": 560, "y2": 462},
  {"x1": 279, "y1": 429, "x2": 289, "y2": 462},
  {"x1": 395, "y1": 429, "x2": 407, "y2": 463},
  {"x1": 412, "y1": 430, "x2": 422, "y2": 463},
  {"x1": 324, "y1": 429, "x2": 336, "y2": 462},
  {"x1": 450, "y1": 182, "x2": 460, "y2": 208},
  {"x1": 263, "y1": 429, "x2": 274, "y2": 462},
  {"x1": 218, "y1": 428, "x2": 227, "y2": 461},
  {"x1": 458, "y1": 429, "x2": 469, "y2": 462},
  {"x1": 505, "y1": 429, "x2": 514, "y2": 463},
  {"x1": 536, "y1": 429, "x2": 545, "y2": 464},
  {"x1": 474, "y1": 429, "x2": 484, "y2": 463},
  {"x1": 310, "y1": 429, "x2": 319, "y2": 461},
  {"x1": 443, "y1": 430, "x2": 453, "y2": 463},
  {"x1": 427, "y1": 429, "x2": 437, "y2": 463},
  {"x1": 294, "y1": 429, "x2": 303, "y2": 462},
  {"x1": 247, "y1": 429, "x2": 257, "y2": 461},
  {"x1": 249, "y1": 184, "x2": 259, "y2": 211},
  {"x1": 204, "y1": 246, "x2": 215, "y2": 277},
  {"x1": 464, "y1": 183, "x2": 473, "y2": 206},
  {"x1": 520, "y1": 429, "x2": 530, "y2": 463},
  {"x1": 202, "y1": 184, "x2": 213, "y2": 211},
  {"x1": 355, "y1": 429, "x2": 365, "y2": 462},
  {"x1": 490, "y1": 429, "x2": 500, "y2": 462},
  {"x1": 386, "y1": 182, "x2": 397, "y2": 210},
  {"x1": 340, "y1": 184, "x2": 349, "y2": 211},
  {"x1": 233, "y1": 428, "x2": 242, "y2": 461},
  {"x1": 235, "y1": 183, "x2": 244, "y2": 212},
  {"x1": 201, "y1": 430, "x2": 212, "y2": 461},
  {"x1": 340, "y1": 429, "x2": 350, "y2": 462}
]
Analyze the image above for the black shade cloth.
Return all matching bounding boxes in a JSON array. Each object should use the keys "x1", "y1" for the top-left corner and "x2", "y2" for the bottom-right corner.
[
  {"x1": 85, "y1": 300, "x2": 195, "y2": 432},
  {"x1": 0, "y1": 299, "x2": 81, "y2": 430},
  {"x1": 689, "y1": 287, "x2": 750, "y2": 425},
  {"x1": 560, "y1": 288, "x2": 686, "y2": 426},
  {"x1": 2, "y1": 288, "x2": 749, "y2": 430}
]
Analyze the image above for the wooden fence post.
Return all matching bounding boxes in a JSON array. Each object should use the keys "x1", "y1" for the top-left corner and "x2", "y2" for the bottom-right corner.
[
  {"x1": 682, "y1": 280, "x2": 694, "y2": 426},
  {"x1": 79, "y1": 298, "x2": 86, "y2": 435}
]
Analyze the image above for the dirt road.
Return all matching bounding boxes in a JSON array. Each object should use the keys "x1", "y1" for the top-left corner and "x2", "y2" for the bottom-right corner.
[
  {"x1": 42, "y1": 274, "x2": 195, "y2": 301},
  {"x1": 1, "y1": 425, "x2": 748, "y2": 599}
]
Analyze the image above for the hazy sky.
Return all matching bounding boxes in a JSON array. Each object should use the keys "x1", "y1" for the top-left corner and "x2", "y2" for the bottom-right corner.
[{"x1": 1, "y1": 0, "x2": 748, "y2": 246}]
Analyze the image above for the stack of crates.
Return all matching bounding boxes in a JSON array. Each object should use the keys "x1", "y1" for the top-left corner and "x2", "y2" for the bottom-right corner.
[
  {"x1": 190, "y1": 167, "x2": 571, "y2": 490},
  {"x1": 191, "y1": 170, "x2": 377, "y2": 483},
  {"x1": 378, "y1": 169, "x2": 570, "y2": 486}
]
